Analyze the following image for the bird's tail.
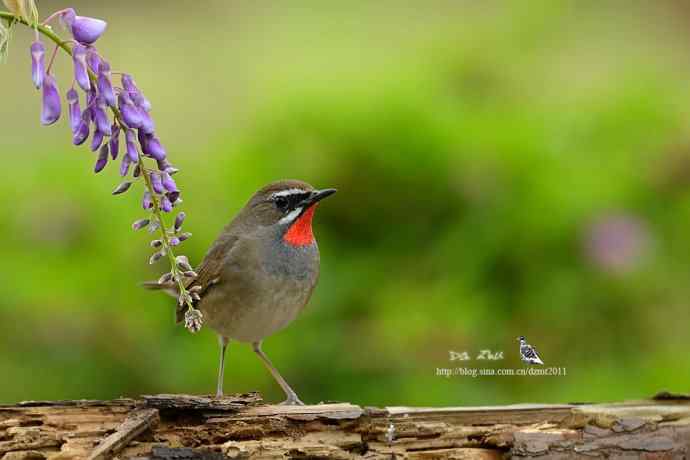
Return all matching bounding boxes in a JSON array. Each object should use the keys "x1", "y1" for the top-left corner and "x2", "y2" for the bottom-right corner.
[{"x1": 141, "y1": 281, "x2": 179, "y2": 298}]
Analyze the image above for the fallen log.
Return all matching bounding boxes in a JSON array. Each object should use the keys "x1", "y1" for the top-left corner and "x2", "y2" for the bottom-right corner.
[{"x1": 0, "y1": 392, "x2": 688, "y2": 459}]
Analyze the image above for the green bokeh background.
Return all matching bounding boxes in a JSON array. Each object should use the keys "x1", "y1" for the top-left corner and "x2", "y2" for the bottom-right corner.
[{"x1": 1, "y1": 1, "x2": 689, "y2": 405}]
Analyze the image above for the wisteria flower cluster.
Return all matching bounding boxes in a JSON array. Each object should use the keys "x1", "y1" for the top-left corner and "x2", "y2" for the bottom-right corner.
[{"x1": 0, "y1": 1, "x2": 203, "y2": 332}]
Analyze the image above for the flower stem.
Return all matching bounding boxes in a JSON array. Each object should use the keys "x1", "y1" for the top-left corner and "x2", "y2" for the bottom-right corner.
[
  {"x1": 0, "y1": 11, "x2": 71, "y2": 54},
  {"x1": 0, "y1": 10, "x2": 200, "y2": 330}
]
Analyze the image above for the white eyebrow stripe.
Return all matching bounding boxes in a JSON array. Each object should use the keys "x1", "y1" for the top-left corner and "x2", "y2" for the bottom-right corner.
[
  {"x1": 273, "y1": 188, "x2": 307, "y2": 198},
  {"x1": 279, "y1": 207, "x2": 303, "y2": 225}
]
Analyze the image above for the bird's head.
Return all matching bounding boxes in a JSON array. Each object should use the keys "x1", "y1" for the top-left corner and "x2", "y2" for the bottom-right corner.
[{"x1": 247, "y1": 180, "x2": 336, "y2": 246}]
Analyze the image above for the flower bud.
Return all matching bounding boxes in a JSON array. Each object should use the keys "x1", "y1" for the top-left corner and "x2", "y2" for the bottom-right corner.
[
  {"x1": 133, "y1": 164, "x2": 141, "y2": 178},
  {"x1": 71, "y1": 44, "x2": 90, "y2": 91},
  {"x1": 170, "y1": 237, "x2": 181, "y2": 246},
  {"x1": 160, "y1": 195, "x2": 172, "y2": 212},
  {"x1": 90, "y1": 129, "x2": 104, "y2": 152},
  {"x1": 150, "y1": 239, "x2": 163, "y2": 248},
  {"x1": 119, "y1": 154, "x2": 131, "y2": 177},
  {"x1": 189, "y1": 285, "x2": 202, "y2": 293},
  {"x1": 150, "y1": 172, "x2": 164, "y2": 194},
  {"x1": 176, "y1": 258, "x2": 193, "y2": 272},
  {"x1": 97, "y1": 61, "x2": 116, "y2": 108},
  {"x1": 174, "y1": 212, "x2": 186, "y2": 231},
  {"x1": 139, "y1": 110, "x2": 155, "y2": 134},
  {"x1": 161, "y1": 172, "x2": 177, "y2": 192},
  {"x1": 112, "y1": 181, "x2": 132, "y2": 195},
  {"x1": 142, "y1": 191, "x2": 153, "y2": 210},
  {"x1": 93, "y1": 97, "x2": 111, "y2": 135},
  {"x1": 40, "y1": 74, "x2": 61, "y2": 125},
  {"x1": 30, "y1": 41, "x2": 45, "y2": 89},
  {"x1": 183, "y1": 271, "x2": 198, "y2": 278},
  {"x1": 146, "y1": 136, "x2": 166, "y2": 161},
  {"x1": 149, "y1": 251, "x2": 163, "y2": 265},
  {"x1": 70, "y1": 14, "x2": 108, "y2": 45},
  {"x1": 157, "y1": 272, "x2": 173, "y2": 284},
  {"x1": 86, "y1": 49, "x2": 101, "y2": 74},
  {"x1": 178, "y1": 232, "x2": 192, "y2": 242},
  {"x1": 132, "y1": 91, "x2": 152, "y2": 113},
  {"x1": 118, "y1": 92, "x2": 142, "y2": 128},
  {"x1": 73, "y1": 111, "x2": 90, "y2": 145},
  {"x1": 132, "y1": 218, "x2": 150, "y2": 230},
  {"x1": 191, "y1": 292, "x2": 201, "y2": 302},
  {"x1": 109, "y1": 123, "x2": 120, "y2": 159},
  {"x1": 66, "y1": 88, "x2": 81, "y2": 134},
  {"x1": 125, "y1": 129, "x2": 139, "y2": 162},
  {"x1": 94, "y1": 144, "x2": 109, "y2": 173}
]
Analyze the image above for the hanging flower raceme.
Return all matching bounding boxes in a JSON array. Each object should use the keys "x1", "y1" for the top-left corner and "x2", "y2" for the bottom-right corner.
[{"x1": 0, "y1": 4, "x2": 203, "y2": 333}]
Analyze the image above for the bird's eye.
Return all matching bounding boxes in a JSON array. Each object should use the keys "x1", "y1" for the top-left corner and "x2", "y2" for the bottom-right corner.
[{"x1": 274, "y1": 196, "x2": 289, "y2": 211}]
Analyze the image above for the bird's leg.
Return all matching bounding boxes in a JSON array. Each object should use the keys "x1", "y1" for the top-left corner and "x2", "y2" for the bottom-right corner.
[
  {"x1": 252, "y1": 341, "x2": 304, "y2": 405},
  {"x1": 216, "y1": 335, "x2": 230, "y2": 398}
]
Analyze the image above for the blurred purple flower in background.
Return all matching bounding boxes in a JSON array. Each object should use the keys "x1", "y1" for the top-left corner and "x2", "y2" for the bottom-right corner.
[{"x1": 584, "y1": 214, "x2": 652, "y2": 274}]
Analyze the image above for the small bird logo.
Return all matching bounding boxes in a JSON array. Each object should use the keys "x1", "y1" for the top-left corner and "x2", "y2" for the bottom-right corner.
[{"x1": 518, "y1": 336, "x2": 544, "y2": 365}]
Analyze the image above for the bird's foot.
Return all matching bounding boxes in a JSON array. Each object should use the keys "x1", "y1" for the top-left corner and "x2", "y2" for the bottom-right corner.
[{"x1": 278, "y1": 396, "x2": 305, "y2": 406}]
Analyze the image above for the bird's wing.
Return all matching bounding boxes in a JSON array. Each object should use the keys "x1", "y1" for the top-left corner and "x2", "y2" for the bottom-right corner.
[{"x1": 525, "y1": 345, "x2": 544, "y2": 364}]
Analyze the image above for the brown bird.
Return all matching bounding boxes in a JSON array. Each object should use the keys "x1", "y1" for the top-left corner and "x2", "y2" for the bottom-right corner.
[{"x1": 148, "y1": 180, "x2": 336, "y2": 404}]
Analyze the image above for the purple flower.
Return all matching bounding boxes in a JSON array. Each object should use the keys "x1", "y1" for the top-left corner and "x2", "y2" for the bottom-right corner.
[
  {"x1": 125, "y1": 129, "x2": 139, "y2": 162},
  {"x1": 139, "y1": 110, "x2": 155, "y2": 134},
  {"x1": 86, "y1": 49, "x2": 101, "y2": 74},
  {"x1": 174, "y1": 212, "x2": 186, "y2": 231},
  {"x1": 66, "y1": 88, "x2": 81, "y2": 134},
  {"x1": 142, "y1": 191, "x2": 153, "y2": 210},
  {"x1": 167, "y1": 191, "x2": 180, "y2": 204},
  {"x1": 73, "y1": 111, "x2": 91, "y2": 145},
  {"x1": 30, "y1": 41, "x2": 45, "y2": 89},
  {"x1": 132, "y1": 91, "x2": 152, "y2": 113},
  {"x1": 62, "y1": 9, "x2": 108, "y2": 45},
  {"x1": 122, "y1": 74, "x2": 151, "y2": 111},
  {"x1": 150, "y1": 172, "x2": 164, "y2": 194},
  {"x1": 90, "y1": 129, "x2": 104, "y2": 152},
  {"x1": 146, "y1": 136, "x2": 166, "y2": 161},
  {"x1": 94, "y1": 144, "x2": 109, "y2": 173},
  {"x1": 41, "y1": 74, "x2": 61, "y2": 125},
  {"x1": 97, "y1": 61, "x2": 116, "y2": 107},
  {"x1": 584, "y1": 214, "x2": 652, "y2": 274},
  {"x1": 109, "y1": 123, "x2": 120, "y2": 159},
  {"x1": 93, "y1": 96, "x2": 111, "y2": 135},
  {"x1": 160, "y1": 195, "x2": 173, "y2": 212},
  {"x1": 118, "y1": 92, "x2": 142, "y2": 128},
  {"x1": 120, "y1": 154, "x2": 132, "y2": 177},
  {"x1": 71, "y1": 44, "x2": 90, "y2": 91},
  {"x1": 156, "y1": 158, "x2": 172, "y2": 172},
  {"x1": 161, "y1": 172, "x2": 178, "y2": 192},
  {"x1": 132, "y1": 218, "x2": 150, "y2": 231}
]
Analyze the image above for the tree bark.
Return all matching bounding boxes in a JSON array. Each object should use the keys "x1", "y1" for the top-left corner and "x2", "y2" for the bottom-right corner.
[{"x1": 0, "y1": 392, "x2": 688, "y2": 459}]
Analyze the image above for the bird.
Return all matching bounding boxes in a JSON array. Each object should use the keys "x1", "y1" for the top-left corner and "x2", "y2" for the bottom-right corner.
[
  {"x1": 518, "y1": 336, "x2": 544, "y2": 365},
  {"x1": 147, "y1": 180, "x2": 336, "y2": 404}
]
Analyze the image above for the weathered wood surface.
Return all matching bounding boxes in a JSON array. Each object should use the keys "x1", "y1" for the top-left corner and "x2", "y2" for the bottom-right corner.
[{"x1": 0, "y1": 392, "x2": 688, "y2": 459}]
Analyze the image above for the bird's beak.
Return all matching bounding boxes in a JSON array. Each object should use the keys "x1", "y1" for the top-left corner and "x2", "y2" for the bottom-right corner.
[{"x1": 300, "y1": 188, "x2": 337, "y2": 208}]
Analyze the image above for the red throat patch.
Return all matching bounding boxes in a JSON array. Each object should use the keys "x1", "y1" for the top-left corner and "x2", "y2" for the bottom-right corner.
[{"x1": 283, "y1": 204, "x2": 318, "y2": 246}]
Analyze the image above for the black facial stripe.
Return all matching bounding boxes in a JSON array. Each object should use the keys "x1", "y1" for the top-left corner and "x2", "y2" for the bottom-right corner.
[{"x1": 272, "y1": 191, "x2": 311, "y2": 212}]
